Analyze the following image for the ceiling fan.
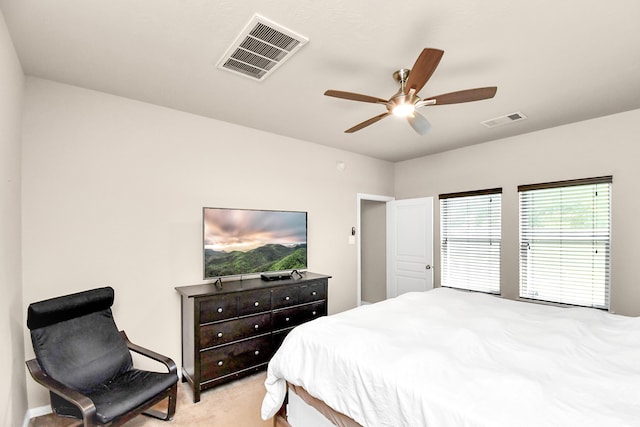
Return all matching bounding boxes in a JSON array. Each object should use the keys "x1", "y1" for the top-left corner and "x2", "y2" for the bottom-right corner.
[{"x1": 324, "y1": 48, "x2": 497, "y2": 135}]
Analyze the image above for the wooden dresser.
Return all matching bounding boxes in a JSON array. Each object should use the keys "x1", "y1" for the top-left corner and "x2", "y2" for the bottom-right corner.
[{"x1": 175, "y1": 272, "x2": 330, "y2": 402}]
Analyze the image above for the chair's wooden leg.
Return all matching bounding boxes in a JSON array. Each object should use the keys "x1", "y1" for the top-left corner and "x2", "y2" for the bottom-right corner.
[
  {"x1": 143, "y1": 384, "x2": 178, "y2": 421},
  {"x1": 166, "y1": 383, "x2": 177, "y2": 420}
]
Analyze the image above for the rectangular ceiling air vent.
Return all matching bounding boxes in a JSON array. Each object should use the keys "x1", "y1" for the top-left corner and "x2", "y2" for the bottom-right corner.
[
  {"x1": 217, "y1": 14, "x2": 309, "y2": 81},
  {"x1": 481, "y1": 112, "x2": 528, "y2": 128}
]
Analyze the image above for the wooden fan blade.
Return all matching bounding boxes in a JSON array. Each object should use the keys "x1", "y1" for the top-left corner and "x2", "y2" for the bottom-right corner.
[
  {"x1": 425, "y1": 87, "x2": 498, "y2": 105},
  {"x1": 404, "y1": 48, "x2": 444, "y2": 94},
  {"x1": 345, "y1": 112, "x2": 391, "y2": 133},
  {"x1": 407, "y1": 112, "x2": 432, "y2": 135},
  {"x1": 324, "y1": 90, "x2": 388, "y2": 104}
]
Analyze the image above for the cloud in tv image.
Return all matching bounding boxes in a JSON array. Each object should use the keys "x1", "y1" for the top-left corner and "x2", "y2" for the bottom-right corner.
[{"x1": 204, "y1": 208, "x2": 307, "y2": 278}]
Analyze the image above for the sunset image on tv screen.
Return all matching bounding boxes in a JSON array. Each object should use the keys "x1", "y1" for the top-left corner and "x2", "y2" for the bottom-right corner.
[{"x1": 203, "y1": 208, "x2": 307, "y2": 278}]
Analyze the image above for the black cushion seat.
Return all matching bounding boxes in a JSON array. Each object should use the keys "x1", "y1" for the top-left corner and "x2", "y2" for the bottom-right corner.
[{"x1": 87, "y1": 369, "x2": 177, "y2": 424}]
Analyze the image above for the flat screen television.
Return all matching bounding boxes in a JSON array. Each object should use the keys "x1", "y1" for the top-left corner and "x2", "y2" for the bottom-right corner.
[{"x1": 203, "y1": 207, "x2": 307, "y2": 280}]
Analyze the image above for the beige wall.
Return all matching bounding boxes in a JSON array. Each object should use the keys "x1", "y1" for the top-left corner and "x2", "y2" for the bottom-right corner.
[
  {"x1": 20, "y1": 77, "x2": 395, "y2": 408},
  {"x1": 0, "y1": 8, "x2": 26, "y2": 427},
  {"x1": 395, "y1": 109, "x2": 640, "y2": 316}
]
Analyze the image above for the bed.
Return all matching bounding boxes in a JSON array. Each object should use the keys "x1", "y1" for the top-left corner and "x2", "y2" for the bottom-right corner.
[{"x1": 261, "y1": 287, "x2": 640, "y2": 427}]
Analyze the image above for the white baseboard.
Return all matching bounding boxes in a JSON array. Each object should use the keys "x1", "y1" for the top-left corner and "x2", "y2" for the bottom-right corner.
[{"x1": 23, "y1": 405, "x2": 52, "y2": 427}]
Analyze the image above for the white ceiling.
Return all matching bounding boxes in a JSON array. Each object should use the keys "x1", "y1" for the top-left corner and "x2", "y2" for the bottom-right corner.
[{"x1": 2, "y1": 0, "x2": 639, "y2": 162}]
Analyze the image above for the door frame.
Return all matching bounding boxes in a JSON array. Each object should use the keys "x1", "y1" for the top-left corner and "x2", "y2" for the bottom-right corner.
[{"x1": 356, "y1": 193, "x2": 395, "y2": 306}]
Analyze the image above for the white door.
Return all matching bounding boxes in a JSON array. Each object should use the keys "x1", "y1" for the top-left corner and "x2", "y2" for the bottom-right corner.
[{"x1": 387, "y1": 197, "x2": 433, "y2": 298}]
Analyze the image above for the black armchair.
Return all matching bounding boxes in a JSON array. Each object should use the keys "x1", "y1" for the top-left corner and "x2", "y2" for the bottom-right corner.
[{"x1": 26, "y1": 286, "x2": 178, "y2": 426}]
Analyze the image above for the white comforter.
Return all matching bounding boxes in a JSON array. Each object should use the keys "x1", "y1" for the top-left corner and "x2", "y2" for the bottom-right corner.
[{"x1": 261, "y1": 288, "x2": 640, "y2": 427}]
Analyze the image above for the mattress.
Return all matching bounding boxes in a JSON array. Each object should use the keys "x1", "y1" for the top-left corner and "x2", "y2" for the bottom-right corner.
[{"x1": 261, "y1": 287, "x2": 640, "y2": 427}]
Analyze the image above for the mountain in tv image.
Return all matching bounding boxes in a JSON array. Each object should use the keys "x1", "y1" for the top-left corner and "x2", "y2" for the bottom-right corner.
[{"x1": 204, "y1": 243, "x2": 307, "y2": 277}]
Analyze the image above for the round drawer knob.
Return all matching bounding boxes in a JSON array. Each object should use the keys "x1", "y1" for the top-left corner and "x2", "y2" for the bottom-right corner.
[
  {"x1": 217, "y1": 307, "x2": 223, "y2": 313},
  {"x1": 285, "y1": 296, "x2": 290, "y2": 301},
  {"x1": 217, "y1": 332, "x2": 223, "y2": 338},
  {"x1": 312, "y1": 311, "x2": 317, "y2": 316},
  {"x1": 217, "y1": 361, "x2": 223, "y2": 366},
  {"x1": 254, "y1": 324, "x2": 259, "y2": 330},
  {"x1": 285, "y1": 317, "x2": 290, "y2": 322},
  {"x1": 254, "y1": 350, "x2": 260, "y2": 356},
  {"x1": 254, "y1": 301, "x2": 260, "y2": 307},
  {"x1": 312, "y1": 291, "x2": 317, "y2": 296}
]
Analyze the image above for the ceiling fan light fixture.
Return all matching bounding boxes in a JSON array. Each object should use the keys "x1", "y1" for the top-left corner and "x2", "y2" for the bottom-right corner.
[
  {"x1": 389, "y1": 92, "x2": 418, "y2": 117},
  {"x1": 392, "y1": 103, "x2": 416, "y2": 117}
]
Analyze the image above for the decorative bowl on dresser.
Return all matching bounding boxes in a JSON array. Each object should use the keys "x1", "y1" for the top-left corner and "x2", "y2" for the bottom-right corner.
[{"x1": 175, "y1": 271, "x2": 330, "y2": 402}]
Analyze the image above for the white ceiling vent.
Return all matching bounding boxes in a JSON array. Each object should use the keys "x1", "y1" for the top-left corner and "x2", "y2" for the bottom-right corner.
[
  {"x1": 481, "y1": 112, "x2": 528, "y2": 128},
  {"x1": 217, "y1": 15, "x2": 308, "y2": 81}
]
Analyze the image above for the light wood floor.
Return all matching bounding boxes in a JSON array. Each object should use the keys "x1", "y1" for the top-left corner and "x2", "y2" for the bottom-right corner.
[{"x1": 29, "y1": 372, "x2": 273, "y2": 427}]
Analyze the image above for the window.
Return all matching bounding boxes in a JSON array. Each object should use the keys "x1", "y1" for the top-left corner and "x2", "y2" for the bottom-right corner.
[
  {"x1": 519, "y1": 176, "x2": 612, "y2": 309},
  {"x1": 440, "y1": 189, "x2": 501, "y2": 294}
]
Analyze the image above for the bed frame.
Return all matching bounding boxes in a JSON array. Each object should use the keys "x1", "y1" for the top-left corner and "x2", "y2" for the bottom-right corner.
[{"x1": 274, "y1": 383, "x2": 363, "y2": 427}]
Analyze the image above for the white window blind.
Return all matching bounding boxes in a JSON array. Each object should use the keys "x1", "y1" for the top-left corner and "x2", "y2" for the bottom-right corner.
[
  {"x1": 519, "y1": 176, "x2": 612, "y2": 309},
  {"x1": 440, "y1": 189, "x2": 501, "y2": 294}
]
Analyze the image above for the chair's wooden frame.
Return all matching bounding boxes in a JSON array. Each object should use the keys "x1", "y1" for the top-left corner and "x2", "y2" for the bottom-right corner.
[{"x1": 26, "y1": 331, "x2": 178, "y2": 427}]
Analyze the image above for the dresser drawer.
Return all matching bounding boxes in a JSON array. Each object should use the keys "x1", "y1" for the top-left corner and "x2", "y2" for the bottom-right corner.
[
  {"x1": 200, "y1": 335, "x2": 272, "y2": 381},
  {"x1": 272, "y1": 329, "x2": 289, "y2": 349},
  {"x1": 238, "y1": 289, "x2": 272, "y2": 316},
  {"x1": 298, "y1": 281, "x2": 326, "y2": 304},
  {"x1": 199, "y1": 294, "x2": 238, "y2": 324},
  {"x1": 200, "y1": 312, "x2": 271, "y2": 348},
  {"x1": 272, "y1": 286, "x2": 301, "y2": 309},
  {"x1": 272, "y1": 301, "x2": 325, "y2": 330}
]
